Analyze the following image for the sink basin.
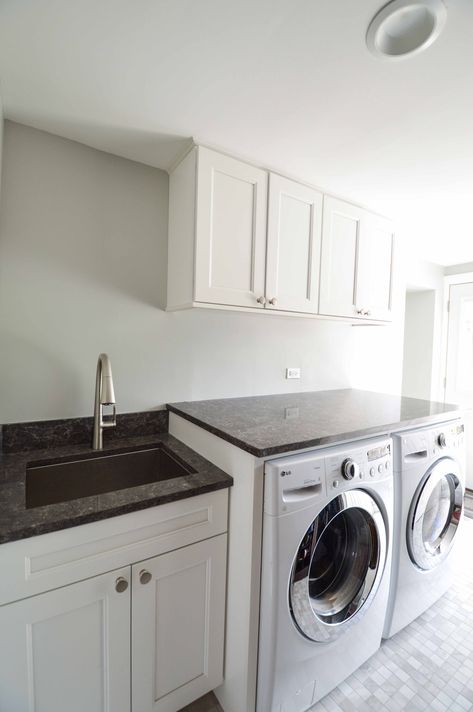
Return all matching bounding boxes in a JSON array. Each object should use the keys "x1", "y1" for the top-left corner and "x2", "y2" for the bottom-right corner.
[{"x1": 25, "y1": 446, "x2": 194, "y2": 509}]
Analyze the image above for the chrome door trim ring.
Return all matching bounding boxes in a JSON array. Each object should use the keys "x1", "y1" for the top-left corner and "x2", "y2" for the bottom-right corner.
[
  {"x1": 407, "y1": 457, "x2": 464, "y2": 571},
  {"x1": 288, "y1": 489, "x2": 387, "y2": 643}
]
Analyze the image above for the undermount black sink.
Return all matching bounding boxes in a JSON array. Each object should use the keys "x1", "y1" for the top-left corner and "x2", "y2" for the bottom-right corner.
[{"x1": 25, "y1": 446, "x2": 195, "y2": 509}]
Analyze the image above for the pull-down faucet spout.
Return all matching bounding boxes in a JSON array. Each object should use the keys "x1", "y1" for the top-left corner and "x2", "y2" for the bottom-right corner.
[{"x1": 92, "y1": 353, "x2": 117, "y2": 450}]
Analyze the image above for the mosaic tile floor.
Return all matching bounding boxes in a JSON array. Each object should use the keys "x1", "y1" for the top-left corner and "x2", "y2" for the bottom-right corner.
[{"x1": 184, "y1": 518, "x2": 473, "y2": 712}]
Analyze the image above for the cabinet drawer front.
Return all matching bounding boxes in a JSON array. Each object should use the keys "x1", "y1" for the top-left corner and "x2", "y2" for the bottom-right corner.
[
  {"x1": 0, "y1": 567, "x2": 130, "y2": 712},
  {"x1": 132, "y1": 534, "x2": 227, "y2": 712},
  {"x1": 0, "y1": 489, "x2": 228, "y2": 606},
  {"x1": 194, "y1": 147, "x2": 268, "y2": 308}
]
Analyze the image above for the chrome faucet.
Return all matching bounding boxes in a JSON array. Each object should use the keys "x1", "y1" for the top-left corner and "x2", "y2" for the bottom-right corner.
[{"x1": 92, "y1": 353, "x2": 117, "y2": 450}]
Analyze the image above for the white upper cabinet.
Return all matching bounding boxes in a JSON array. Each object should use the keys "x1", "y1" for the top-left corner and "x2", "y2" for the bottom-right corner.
[
  {"x1": 356, "y1": 212, "x2": 394, "y2": 321},
  {"x1": 265, "y1": 174, "x2": 323, "y2": 314},
  {"x1": 195, "y1": 148, "x2": 267, "y2": 308},
  {"x1": 167, "y1": 145, "x2": 395, "y2": 322},
  {"x1": 319, "y1": 196, "x2": 394, "y2": 322},
  {"x1": 168, "y1": 146, "x2": 267, "y2": 310}
]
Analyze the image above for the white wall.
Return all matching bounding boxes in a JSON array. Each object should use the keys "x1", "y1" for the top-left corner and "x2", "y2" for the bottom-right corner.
[
  {"x1": 402, "y1": 290, "x2": 436, "y2": 400},
  {"x1": 0, "y1": 91, "x2": 3, "y2": 193},
  {"x1": 0, "y1": 122, "x2": 404, "y2": 424},
  {"x1": 401, "y1": 258, "x2": 445, "y2": 402}
]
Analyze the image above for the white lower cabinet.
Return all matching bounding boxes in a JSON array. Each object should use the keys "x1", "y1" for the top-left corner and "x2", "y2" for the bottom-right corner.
[
  {"x1": 132, "y1": 535, "x2": 227, "y2": 712},
  {"x1": 0, "y1": 492, "x2": 228, "y2": 712},
  {"x1": 0, "y1": 567, "x2": 131, "y2": 712}
]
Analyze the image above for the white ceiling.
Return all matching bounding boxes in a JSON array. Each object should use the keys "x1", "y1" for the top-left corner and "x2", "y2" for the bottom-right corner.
[{"x1": 0, "y1": 0, "x2": 472, "y2": 266}]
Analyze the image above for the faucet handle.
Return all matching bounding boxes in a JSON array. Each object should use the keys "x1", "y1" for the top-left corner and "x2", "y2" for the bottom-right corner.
[{"x1": 100, "y1": 404, "x2": 117, "y2": 428}]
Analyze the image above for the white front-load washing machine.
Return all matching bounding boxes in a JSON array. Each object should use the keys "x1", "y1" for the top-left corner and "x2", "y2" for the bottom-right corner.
[
  {"x1": 257, "y1": 436, "x2": 393, "y2": 712},
  {"x1": 383, "y1": 418, "x2": 465, "y2": 639}
]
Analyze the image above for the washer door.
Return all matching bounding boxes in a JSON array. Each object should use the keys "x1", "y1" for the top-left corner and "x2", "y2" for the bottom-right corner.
[
  {"x1": 407, "y1": 458, "x2": 464, "y2": 571},
  {"x1": 289, "y1": 490, "x2": 387, "y2": 643}
]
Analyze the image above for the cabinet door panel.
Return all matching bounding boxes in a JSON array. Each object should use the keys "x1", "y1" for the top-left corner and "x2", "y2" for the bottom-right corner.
[
  {"x1": 0, "y1": 568, "x2": 130, "y2": 712},
  {"x1": 356, "y1": 214, "x2": 394, "y2": 321},
  {"x1": 266, "y1": 174, "x2": 323, "y2": 313},
  {"x1": 319, "y1": 197, "x2": 363, "y2": 318},
  {"x1": 132, "y1": 534, "x2": 227, "y2": 712},
  {"x1": 194, "y1": 147, "x2": 267, "y2": 308}
]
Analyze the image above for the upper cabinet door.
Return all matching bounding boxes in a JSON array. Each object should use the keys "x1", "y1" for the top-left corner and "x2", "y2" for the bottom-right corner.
[
  {"x1": 356, "y1": 213, "x2": 394, "y2": 322},
  {"x1": 319, "y1": 196, "x2": 364, "y2": 319},
  {"x1": 265, "y1": 174, "x2": 323, "y2": 314},
  {"x1": 194, "y1": 147, "x2": 268, "y2": 308}
]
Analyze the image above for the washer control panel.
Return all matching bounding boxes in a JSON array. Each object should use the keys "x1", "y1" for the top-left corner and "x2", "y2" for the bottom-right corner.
[
  {"x1": 326, "y1": 439, "x2": 392, "y2": 492},
  {"x1": 264, "y1": 436, "x2": 393, "y2": 515}
]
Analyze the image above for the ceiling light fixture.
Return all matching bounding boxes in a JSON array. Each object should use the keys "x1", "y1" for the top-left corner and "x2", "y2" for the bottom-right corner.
[{"x1": 366, "y1": 0, "x2": 447, "y2": 59}]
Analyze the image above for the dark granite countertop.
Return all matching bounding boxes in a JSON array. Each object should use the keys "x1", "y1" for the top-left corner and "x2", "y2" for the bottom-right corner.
[
  {"x1": 0, "y1": 412, "x2": 232, "y2": 544},
  {"x1": 167, "y1": 389, "x2": 461, "y2": 458}
]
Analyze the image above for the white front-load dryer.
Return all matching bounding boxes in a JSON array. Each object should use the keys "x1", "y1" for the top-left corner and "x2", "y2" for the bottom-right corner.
[
  {"x1": 383, "y1": 419, "x2": 465, "y2": 639},
  {"x1": 257, "y1": 436, "x2": 393, "y2": 712}
]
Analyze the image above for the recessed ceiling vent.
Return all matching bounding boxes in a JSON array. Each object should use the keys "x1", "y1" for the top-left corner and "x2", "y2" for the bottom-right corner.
[{"x1": 366, "y1": 0, "x2": 447, "y2": 59}]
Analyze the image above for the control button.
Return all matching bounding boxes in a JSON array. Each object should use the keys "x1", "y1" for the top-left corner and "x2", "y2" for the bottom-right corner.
[
  {"x1": 370, "y1": 467, "x2": 376, "y2": 477},
  {"x1": 385, "y1": 461, "x2": 390, "y2": 470},
  {"x1": 378, "y1": 464, "x2": 384, "y2": 474},
  {"x1": 438, "y1": 433, "x2": 447, "y2": 448},
  {"x1": 332, "y1": 480, "x2": 340, "y2": 488}
]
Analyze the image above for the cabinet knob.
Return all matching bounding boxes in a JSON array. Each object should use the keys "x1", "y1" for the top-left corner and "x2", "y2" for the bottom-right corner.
[
  {"x1": 356, "y1": 308, "x2": 364, "y2": 315},
  {"x1": 139, "y1": 569, "x2": 152, "y2": 585},
  {"x1": 268, "y1": 297, "x2": 277, "y2": 306},
  {"x1": 115, "y1": 576, "x2": 129, "y2": 593},
  {"x1": 365, "y1": 309, "x2": 371, "y2": 316},
  {"x1": 256, "y1": 296, "x2": 266, "y2": 305}
]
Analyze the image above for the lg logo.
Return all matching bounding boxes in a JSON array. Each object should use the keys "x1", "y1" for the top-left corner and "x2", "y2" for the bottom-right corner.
[{"x1": 280, "y1": 470, "x2": 292, "y2": 477}]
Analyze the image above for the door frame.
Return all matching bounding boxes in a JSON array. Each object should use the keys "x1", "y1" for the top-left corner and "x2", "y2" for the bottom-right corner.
[{"x1": 440, "y1": 272, "x2": 473, "y2": 403}]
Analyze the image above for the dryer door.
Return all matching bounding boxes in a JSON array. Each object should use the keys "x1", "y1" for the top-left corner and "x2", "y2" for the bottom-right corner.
[
  {"x1": 289, "y1": 489, "x2": 387, "y2": 643},
  {"x1": 407, "y1": 457, "x2": 464, "y2": 571}
]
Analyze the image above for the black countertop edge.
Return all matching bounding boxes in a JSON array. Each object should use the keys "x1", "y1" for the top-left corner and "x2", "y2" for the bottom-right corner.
[
  {"x1": 0, "y1": 480, "x2": 230, "y2": 545},
  {"x1": 167, "y1": 389, "x2": 462, "y2": 459},
  {"x1": 166, "y1": 405, "x2": 269, "y2": 456},
  {"x1": 0, "y1": 432, "x2": 232, "y2": 545}
]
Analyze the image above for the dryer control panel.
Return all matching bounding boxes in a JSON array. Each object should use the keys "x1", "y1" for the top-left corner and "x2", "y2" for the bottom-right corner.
[{"x1": 396, "y1": 419, "x2": 465, "y2": 472}]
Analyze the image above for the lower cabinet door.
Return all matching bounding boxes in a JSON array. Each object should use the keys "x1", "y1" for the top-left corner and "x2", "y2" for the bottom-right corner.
[
  {"x1": 0, "y1": 567, "x2": 131, "y2": 712},
  {"x1": 132, "y1": 534, "x2": 227, "y2": 712}
]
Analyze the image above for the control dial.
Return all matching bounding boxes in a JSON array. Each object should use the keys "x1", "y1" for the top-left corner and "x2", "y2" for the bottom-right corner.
[
  {"x1": 437, "y1": 433, "x2": 448, "y2": 448},
  {"x1": 342, "y1": 458, "x2": 360, "y2": 480}
]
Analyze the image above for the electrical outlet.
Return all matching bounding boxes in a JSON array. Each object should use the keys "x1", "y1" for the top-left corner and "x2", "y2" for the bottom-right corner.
[{"x1": 286, "y1": 367, "x2": 301, "y2": 379}]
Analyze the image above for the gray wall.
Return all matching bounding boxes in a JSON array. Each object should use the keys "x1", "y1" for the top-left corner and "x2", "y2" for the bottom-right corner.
[{"x1": 0, "y1": 122, "x2": 403, "y2": 423}]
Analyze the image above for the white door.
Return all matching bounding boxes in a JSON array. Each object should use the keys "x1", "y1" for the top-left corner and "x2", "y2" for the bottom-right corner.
[
  {"x1": 131, "y1": 534, "x2": 227, "y2": 712},
  {"x1": 445, "y1": 280, "x2": 473, "y2": 488},
  {"x1": 356, "y1": 213, "x2": 394, "y2": 322},
  {"x1": 194, "y1": 147, "x2": 268, "y2": 308},
  {"x1": 319, "y1": 197, "x2": 364, "y2": 319},
  {"x1": 0, "y1": 568, "x2": 131, "y2": 712},
  {"x1": 265, "y1": 174, "x2": 323, "y2": 314}
]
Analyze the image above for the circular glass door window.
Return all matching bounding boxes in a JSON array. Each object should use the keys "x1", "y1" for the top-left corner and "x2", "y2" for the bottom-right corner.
[
  {"x1": 408, "y1": 458, "x2": 463, "y2": 570},
  {"x1": 289, "y1": 490, "x2": 387, "y2": 643}
]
